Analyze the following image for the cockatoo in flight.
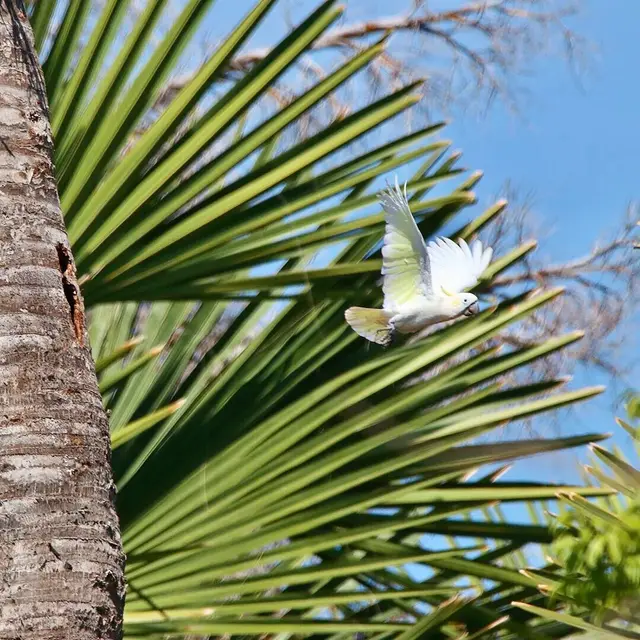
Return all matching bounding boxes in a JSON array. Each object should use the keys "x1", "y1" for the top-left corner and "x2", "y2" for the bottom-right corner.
[{"x1": 345, "y1": 178, "x2": 493, "y2": 346}]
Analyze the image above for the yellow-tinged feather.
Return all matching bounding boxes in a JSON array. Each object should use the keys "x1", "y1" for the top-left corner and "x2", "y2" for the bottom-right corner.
[{"x1": 344, "y1": 307, "x2": 392, "y2": 345}]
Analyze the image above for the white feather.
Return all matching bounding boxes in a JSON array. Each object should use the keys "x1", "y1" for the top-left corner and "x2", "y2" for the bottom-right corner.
[
  {"x1": 427, "y1": 236, "x2": 492, "y2": 295},
  {"x1": 379, "y1": 177, "x2": 432, "y2": 310},
  {"x1": 379, "y1": 178, "x2": 492, "y2": 310}
]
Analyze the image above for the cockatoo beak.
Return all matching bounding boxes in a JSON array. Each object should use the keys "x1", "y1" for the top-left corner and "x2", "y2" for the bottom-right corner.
[{"x1": 463, "y1": 301, "x2": 479, "y2": 317}]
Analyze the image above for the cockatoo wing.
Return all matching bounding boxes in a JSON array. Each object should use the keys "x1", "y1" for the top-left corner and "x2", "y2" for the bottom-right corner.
[
  {"x1": 427, "y1": 237, "x2": 493, "y2": 295},
  {"x1": 379, "y1": 180, "x2": 432, "y2": 310}
]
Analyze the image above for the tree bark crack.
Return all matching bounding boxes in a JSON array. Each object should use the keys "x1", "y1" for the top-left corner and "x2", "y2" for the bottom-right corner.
[{"x1": 56, "y1": 243, "x2": 85, "y2": 346}]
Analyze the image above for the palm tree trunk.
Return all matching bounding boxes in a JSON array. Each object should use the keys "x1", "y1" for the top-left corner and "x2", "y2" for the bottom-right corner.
[{"x1": 0, "y1": 1, "x2": 125, "y2": 637}]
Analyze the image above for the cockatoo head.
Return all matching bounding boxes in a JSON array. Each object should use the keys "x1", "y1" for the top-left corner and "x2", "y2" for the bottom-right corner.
[
  {"x1": 442, "y1": 289, "x2": 479, "y2": 318},
  {"x1": 460, "y1": 293, "x2": 480, "y2": 316}
]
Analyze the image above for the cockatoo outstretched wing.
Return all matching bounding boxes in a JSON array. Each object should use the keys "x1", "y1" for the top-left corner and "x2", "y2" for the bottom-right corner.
[
  {"x1": 427, "y1": 237, "x2": 493, "y2": 295},
  {"x1": 379, "y1": 179, "x2": 432, "y2": 311}
]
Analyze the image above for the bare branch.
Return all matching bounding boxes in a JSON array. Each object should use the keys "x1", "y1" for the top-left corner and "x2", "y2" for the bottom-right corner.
[
  {"x1": 151, "y1": 0, "x2": 586, "y2": 119},
  {"x1": 480, "y1": 194, "x2": 639, "y2": 390}
]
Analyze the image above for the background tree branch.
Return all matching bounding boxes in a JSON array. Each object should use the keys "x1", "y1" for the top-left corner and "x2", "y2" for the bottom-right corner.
[{"x1": 152, "y1": 0, "x2": 586, "y2": 120}]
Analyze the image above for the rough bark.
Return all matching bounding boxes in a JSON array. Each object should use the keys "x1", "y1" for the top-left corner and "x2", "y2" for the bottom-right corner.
[{"x1": 0, "y1": 1, "x2": 125, "y2": 638}]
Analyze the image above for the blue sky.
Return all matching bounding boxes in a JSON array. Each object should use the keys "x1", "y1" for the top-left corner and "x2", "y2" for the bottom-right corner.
[{"x1": 204, "y1": 0, "x2": 639, "y2": 483}]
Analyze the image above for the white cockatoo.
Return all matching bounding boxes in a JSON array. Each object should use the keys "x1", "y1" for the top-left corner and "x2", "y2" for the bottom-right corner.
[{"x1": 345, "y1": 178, "x2": 493, "y2": 346}]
